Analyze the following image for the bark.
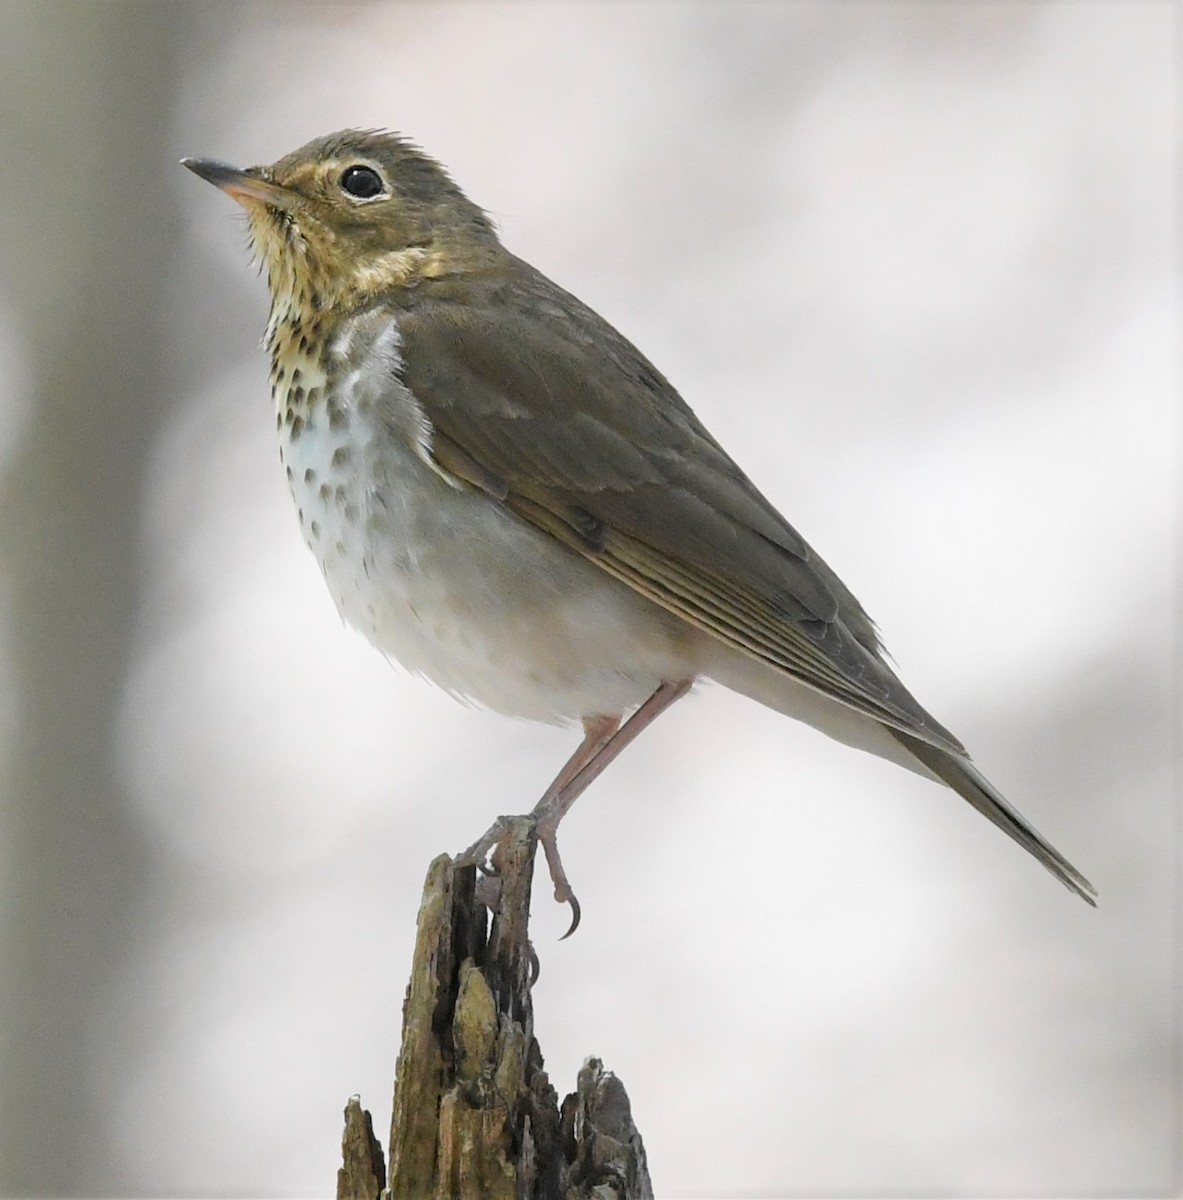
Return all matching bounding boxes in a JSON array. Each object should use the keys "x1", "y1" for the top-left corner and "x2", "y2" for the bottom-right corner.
[{"x1": 337, "y1": 821, "x2": 653, "y2": 1200}]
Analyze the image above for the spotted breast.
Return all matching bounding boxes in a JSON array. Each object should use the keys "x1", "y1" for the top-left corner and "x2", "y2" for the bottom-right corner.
[{"x1": 269, "y1": 304, "x2": 705, "y2": 722}]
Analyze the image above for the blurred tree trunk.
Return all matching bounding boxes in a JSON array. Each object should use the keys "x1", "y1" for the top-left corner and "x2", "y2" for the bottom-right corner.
[{"x1": 0, "y1": 3, "x2": 189, "y2": 1191}]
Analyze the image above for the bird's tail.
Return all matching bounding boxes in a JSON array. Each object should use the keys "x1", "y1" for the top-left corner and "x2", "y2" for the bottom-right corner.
[{"x1": 889, "y1": 728, "x2": 1097, "y2": 905}]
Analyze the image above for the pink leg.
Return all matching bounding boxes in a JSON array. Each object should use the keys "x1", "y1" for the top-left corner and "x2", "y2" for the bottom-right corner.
[
  {"x1": 457, "y1": 713, "x2": 620, "y2": 867},
  {"x1": 456, "y1": 679, "x2": 693, "y2": 936},
  {"x1": 537, "y1": 679, "x2": 693, "y2": 936},
  {"x1": 549, "y1": 714, "x2": 622, "y2": 795}
]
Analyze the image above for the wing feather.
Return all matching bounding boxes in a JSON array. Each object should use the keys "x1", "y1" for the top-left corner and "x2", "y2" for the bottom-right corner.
[{"x1": 396, "y1": 261, "x2": 964, "y2": 752}]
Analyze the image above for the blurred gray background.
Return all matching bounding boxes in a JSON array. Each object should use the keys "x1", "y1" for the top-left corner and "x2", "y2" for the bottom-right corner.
[{"x1": 0, "y1": 2, "x2": 1175, "y2": 1197}]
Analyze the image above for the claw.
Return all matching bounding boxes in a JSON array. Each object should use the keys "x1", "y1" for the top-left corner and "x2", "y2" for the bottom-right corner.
[
  {"x1": 537, "y1": 820, "x2": 583, "y2": 939},
  {"x1": 454, "y1": 815, "x2": 510, "y2": 873},
  {"x1": 455, "y1": 681, "x2": 691, "y2": 938},
  {"x1": 559, "y1": 892, "x2": 581, "y2": 940}
]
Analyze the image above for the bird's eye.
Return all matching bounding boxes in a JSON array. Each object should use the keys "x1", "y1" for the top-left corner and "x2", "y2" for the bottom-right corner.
[{"x1": 339, "y1": 165, "x2": 386, "y2": 200}]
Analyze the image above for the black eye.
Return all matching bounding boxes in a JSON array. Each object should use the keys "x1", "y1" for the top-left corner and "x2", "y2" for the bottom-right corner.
[{"x1": 339, "y1": 165, "x2": 385, "y2": 199}]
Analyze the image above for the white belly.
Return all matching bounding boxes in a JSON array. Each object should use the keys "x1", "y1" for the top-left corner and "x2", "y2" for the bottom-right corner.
[{"x1": 276, "y1": 314, "x2": 703, "y2": 722}]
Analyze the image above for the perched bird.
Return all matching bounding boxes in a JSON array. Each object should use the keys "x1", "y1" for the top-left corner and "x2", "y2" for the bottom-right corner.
[{"x1": 182, "y1": 129, "x2": 1095, "y2": 930}]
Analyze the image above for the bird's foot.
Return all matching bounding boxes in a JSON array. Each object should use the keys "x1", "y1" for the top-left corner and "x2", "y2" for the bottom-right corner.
[
  {"x1": 454, "y1": 810, "x2": 582, "y2": 938},
  {"x1": 455, "y1": 815, "x2": 514, "y2": 876},
  {"x1": 535, "y1": 810, "x2": 582, "y2": 938}
]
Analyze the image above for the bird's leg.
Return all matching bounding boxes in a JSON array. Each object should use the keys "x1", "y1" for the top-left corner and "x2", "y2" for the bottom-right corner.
[
  {"x1": 455, "y1": 679, "x2": 693, "y2": 935},
  {"x1": 535, "y1": 678, "x2": 693, "y2": 937},
  {"x1": 456, "y1": 713, "x2": 621, "y2": 873},
  {"x1": 550, "y1": 714, "x2": 623, "y2": 794}
]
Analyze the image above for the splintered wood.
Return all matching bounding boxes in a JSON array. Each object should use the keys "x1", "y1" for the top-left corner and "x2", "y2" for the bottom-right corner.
[{"x1": 337, "y1": 819, "x2": 653, "y2": 1200}]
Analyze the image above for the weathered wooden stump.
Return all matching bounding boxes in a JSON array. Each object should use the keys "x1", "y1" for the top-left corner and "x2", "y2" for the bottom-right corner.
[{"x1": 337, "y1": 818, "x2": 652, "y2": 1200}]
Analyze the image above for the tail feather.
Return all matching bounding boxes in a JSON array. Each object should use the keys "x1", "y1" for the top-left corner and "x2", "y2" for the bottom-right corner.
[{"x1": 890, "y1": 729, "x2": 1097, "y2": 906}]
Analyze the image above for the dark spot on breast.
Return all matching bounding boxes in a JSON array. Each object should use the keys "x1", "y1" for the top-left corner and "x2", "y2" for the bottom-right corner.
[
  {"x1": 291, "y1": 367, "x2": 303, "y2": 385},
  {"x1": 290, "y1": 385, "x2": 306, "y2": 407},
  {"x1": 285, "y1": 465, "x2": 293, "y2": 481},
  {"x1": 290, "y1": 415, "x2": 305, "y2": 440},
  {"x1": 304, "y1": 467, "x2": 316, "y2": 484},
  {"x1": 319, "y1": 483, "x2": 331, "y2": 502},
  {"x1": 309, "y1": 519, "x2": 320, "y2": 539},
  {"x1": 331, "y1": 445, "x2": 351, "y2": 468},
  {"x1": 328, "y1": 403, "x2": 349, "y2": 432},
  {"x1": 334, "y1": 485, "x2": 347, "y2": 505}
]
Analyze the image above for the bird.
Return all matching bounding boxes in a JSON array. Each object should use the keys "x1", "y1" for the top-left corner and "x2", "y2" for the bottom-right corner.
[{"x1": 181, "y1": 129, "x2": 1096, "y2": 931}]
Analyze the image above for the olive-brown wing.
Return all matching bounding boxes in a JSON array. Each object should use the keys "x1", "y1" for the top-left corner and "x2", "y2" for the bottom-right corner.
[{"x1": 392, "y1": 265, "x2": 963, "y2": 752}]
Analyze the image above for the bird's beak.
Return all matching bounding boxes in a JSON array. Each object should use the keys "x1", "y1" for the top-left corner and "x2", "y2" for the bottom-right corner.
[{"x1": 181, "y1": 157, "x2": 299, "y2": 211}]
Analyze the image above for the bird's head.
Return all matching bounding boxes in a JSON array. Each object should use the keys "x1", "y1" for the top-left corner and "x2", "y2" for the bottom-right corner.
[{"x1": 183, "y1": 128, "x2": 502, "y2": 321}]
